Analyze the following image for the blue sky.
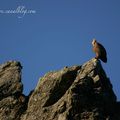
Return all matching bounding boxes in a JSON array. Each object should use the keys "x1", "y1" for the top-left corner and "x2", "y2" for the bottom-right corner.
[{"x1": 0, "y1": 0, "x2": 120, "y2": 100}]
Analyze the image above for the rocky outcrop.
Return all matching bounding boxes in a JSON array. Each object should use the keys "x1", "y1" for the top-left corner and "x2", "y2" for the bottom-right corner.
[
  {"x1": 0, "y1": 59, "x2": 120, "y2": 120},
  {"x1": 0, "y1": 61, "x2": 27, "y2": 120}
]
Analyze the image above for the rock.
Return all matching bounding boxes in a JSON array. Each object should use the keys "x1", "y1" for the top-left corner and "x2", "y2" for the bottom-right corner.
[
  {"x1": 0, "y1": 59, "x2": 120, "y2": 120},
  {"x1": 21, "y1": 58, "x2": 119, "y2": 120},
  {"x1": 0, "y1": 61, "x2": 27, "y2": 120},
  {"x1": 0, "y1": 61, "x2": 23, "y2": 99}
]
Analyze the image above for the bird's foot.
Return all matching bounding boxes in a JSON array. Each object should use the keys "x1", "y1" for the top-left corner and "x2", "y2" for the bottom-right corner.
[{"x1": 93, "y1": 57, "x2": 100, "y2": 66}]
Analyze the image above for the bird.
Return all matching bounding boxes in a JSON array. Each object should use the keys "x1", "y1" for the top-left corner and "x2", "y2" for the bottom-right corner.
[{"x1": 92, "y1": 39, "x2": 107, "y2": 63}]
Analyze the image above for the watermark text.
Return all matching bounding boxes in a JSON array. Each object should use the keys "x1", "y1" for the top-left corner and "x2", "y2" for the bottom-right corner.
[{"x1": 0, "y1": 6, "x2": 36, "y2": 18}]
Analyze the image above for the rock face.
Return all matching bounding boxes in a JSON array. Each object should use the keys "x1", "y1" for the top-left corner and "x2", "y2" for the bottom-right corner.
[
  {"x1": 0, "y1": 59, "x2": 120, "y2": 120},
  {"x1": 0, "y1": 61, "x2": 27, "y2": 120}
]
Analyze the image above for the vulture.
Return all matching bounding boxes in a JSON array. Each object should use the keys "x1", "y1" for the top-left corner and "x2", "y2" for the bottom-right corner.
[{"x1": 92, "y1": 39, "x2": 107, "y2": 63}]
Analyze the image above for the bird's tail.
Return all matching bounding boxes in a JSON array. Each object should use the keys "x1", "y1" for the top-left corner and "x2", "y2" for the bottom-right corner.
[{"x1": 100, "y1": 57, "x2": 107, "y2": 63}]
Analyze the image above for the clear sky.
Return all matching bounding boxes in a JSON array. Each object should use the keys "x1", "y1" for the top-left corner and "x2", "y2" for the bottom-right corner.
[{"x1": 0, "y1": 0, "x2": 120, "y2": 100}]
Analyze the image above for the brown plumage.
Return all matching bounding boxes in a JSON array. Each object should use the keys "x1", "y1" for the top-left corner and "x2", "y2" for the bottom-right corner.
[{"x1": 92, "y1": 39, "x2": 107, "y2": 63}]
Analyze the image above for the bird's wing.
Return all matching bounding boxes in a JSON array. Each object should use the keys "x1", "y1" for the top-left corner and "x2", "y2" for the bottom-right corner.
[{"x1": 97, "y1": 42, "x2": 107, "y2": 57}]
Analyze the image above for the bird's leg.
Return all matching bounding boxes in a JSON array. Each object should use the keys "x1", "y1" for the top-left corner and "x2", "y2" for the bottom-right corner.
[{"x1": 93, "y1": 53, "x2": 99, "y2": 65}]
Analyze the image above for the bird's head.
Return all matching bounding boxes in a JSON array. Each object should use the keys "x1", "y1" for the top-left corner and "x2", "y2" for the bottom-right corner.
[{"x1": 92, "y1": 39, "x2": 97, "y2": 46}]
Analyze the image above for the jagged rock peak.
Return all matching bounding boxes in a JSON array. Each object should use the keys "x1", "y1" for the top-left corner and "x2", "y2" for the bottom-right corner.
[
  {"x1": 0, "y1": 59, "x2": 120, "y2": 120},
  {"x1": 0, "y1": 61, "x2": 27, "y2": 120},
  {"x1": 0, "y1": 61, "x2": 23, "y2": 99},
  {"x1": 22, "y1": 58, "x2": 118, "y2": 120}
]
